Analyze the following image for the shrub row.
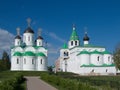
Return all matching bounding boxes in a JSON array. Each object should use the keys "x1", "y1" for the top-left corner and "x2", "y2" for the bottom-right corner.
[
  {"x1": 40, "y1": 73, "x2": 97, "y2": 90},
  {"x1": 0, "y1": 72, "x2": 24, "y2": 90}
]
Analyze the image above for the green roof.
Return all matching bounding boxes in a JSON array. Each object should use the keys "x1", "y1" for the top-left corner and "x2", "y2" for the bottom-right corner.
[
  {"x1": 81, "y1": 64, "x2": 115, "y2": 67},
  {"x1": 77, "y1": 50, "x2": 90, "y2": 55},
  {"x1": 23, "y1": 51, "x2": 35, "y2": 56},
  {"x1": 84, "y1": 44, "x2": 104, "y2": 48},
  {"x1": 36, "y1": 52, "x2": 46, "y2": 57},
  {"x1": 70, "y1": 27, "x2": 79, "y2": 40},
  {"x1": 62, "y1": 43, "x2": 68, "y2": 49},
  {"x1": 102, "y1": 51, "x2": 111, "y2": 54},
  {"x1": 90, "y1": 50, "x2": 102, "y2": 54},
  {"x1": 13, "y1": 52, "x2": 22, "y2": 56}
]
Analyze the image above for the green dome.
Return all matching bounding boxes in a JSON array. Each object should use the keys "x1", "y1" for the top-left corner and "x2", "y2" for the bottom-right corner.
[
  {"x1": 90, "y1": 50, "x2": 102, "y2": 54},
  {"x1": 70, "y1": 26, "x2": 79, "y2": 40},
  {"x1": 23, "y1": 51, "x2": 35, "y2": 56},
  {"x1": 13, "y1": 52, "x2": 22, "y2": 56},
  {"x1": 77, "y1": 50, "x2": 90, "y2": 55},
  {"x1": 62, "y1": 43, "x2": 68, "y2": 49},
  {"x1": 36, "y1": 52, "x2": 46, "y2": 57},
  {"x1": 102, "y1": 51, "x2": 111, "y2": 54}
]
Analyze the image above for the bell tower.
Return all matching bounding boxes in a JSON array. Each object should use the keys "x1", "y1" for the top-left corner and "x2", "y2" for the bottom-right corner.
[{"x1": 68, "y1": 25, "x2": 80, "y2": 48}]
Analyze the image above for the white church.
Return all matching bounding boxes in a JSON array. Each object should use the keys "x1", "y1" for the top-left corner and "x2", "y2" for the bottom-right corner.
[
  {"x1": 11, "y1": 19, "x2": 47, "y2": 71},
  {"x1": 56, "y1": 26, "x2": 116, "y2": 75}
]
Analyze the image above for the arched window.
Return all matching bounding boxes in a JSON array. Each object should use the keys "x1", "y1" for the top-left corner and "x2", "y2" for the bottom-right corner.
[
  {"x1": 75, "y1": 41, "x2": 77, "y2": 45},
  {"x1": 17, "y1": 41, "x2": 19, "y2": 45},
  {"x1": 64, "y1": 52, "x2": 68, "y2": 56},
  {"x1": 67, "y1": 52, "x2": 69, "y2": 56},
  {"x1": 39, "y1": 42, "x2": 41, "y2": 46},
  {"x1": 24, "y1": 36, "x2": 26, "y2": 41},
  {"x1": 92, "y1": 69, "x2": 94, "y2": 72},
  {"x1": 32, "y1": 59, "x2": 34, "y2": 64},
  {"x1": 28, "y1": 36, "x2": 30, "y2": 41},
  {"x1": 108, "y1": 56, "x2": 110, "y2": 61},
  {"x1": 17, "y1": 58, "x2": 19, "y2": 64},
  {"x1": 71, "y1": 41, "x2": 73, "y2": 46},
  {"x1": 41, "y1": 59, "x2": 42, "y2": 64},
  {"x1": 97, "y1": 56, "x2": 100, "y2": 61},
  {"x1": 24, "y1": 58, "x2": 26, "y2": 64}
]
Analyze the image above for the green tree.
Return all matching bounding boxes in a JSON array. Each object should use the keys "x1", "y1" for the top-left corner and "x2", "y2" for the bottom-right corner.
[
  {"x1": 113, "y1": 45, "x2": 120, "y2": 70},
  {"x1": 1, "y1": 51, "x2": 11, "y2": 70}
]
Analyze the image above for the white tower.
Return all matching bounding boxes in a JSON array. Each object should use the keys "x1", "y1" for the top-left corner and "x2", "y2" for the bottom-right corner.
[
  {"x1": 68, "y1": 25, "x2": 80, "y2": 48},
  {"x1": 83, "y1": 32, "x2": 90, "y2": 45},
  {"x1": 15, "y1": 27, "x2": 21, "y2": 46},
  {"x1": 60, "y1": 43, "x2": 69, "y2": 59},
  {"x1": 36, "y1": 28, "x2": 43, "y2": 46},
  {"x1": 23, "y1": 18, "x2": 34, "y2": 46}
]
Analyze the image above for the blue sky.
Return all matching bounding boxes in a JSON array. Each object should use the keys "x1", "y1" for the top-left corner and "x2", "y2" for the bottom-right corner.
[{"x1": 0, "y1": 0, "x2": 120, "y2": 65}]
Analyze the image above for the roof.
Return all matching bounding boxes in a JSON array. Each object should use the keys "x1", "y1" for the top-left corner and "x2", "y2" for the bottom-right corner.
[
  {"x1": 83, "y1": 32, "x2": 89, "y2": 41},
  {"x1": 70, "y1": 26, "x2": 79, "y2": 40},
  {"x1": 13, "y1": 52, "x2": 22, "y2": 56},
  {"x1": 37, "y1": 36, "x2": 43, "y2": 40},
  {"x1": 81, "y1": 64, "x2": 115, "y2": 67},
  {"x1": 15, "y1": 35, "x2": 21, "y2": 39},
  {"x1": 90, "y1": 50, "x2": 102, "y2": 54},
  {"x1": 102, "y1": 50, "x2": 111, "y2": 54},
  {"x1": 77, "y1": 50, "x2": 90, "y2": 55},
  {"x1": 83, "y1": 44, "x2": 104, "y2": 48},
  {"x1": 36, "y1": 52, "x2": 46, "y2": 57},
  {"x1": 24, "y1": 27, "x2": 34, "y2": 33},
  {"x1": 62, "y1": 43, "x2": 68, "y2": 49},
  {"x1": 69, "y1": 45, "x2": 104, "y2": 50},
  {"x1": 23, "y1": 51, "x2": 35, "y2": 56}
]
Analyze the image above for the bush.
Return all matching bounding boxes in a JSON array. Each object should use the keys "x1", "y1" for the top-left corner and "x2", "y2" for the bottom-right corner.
[{"x1": 0, "y1": 72, "x2": 24, "y2": 90}]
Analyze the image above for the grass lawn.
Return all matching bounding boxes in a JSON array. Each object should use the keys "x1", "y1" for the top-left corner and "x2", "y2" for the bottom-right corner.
[{"x1": 1, "y1": 71, "x2": 120, "y2": 90}]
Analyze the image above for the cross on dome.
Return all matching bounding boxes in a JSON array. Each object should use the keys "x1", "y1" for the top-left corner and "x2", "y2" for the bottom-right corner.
[
  {"x1": 38, "y1": 28, "x2": 42, "y2": 36},
  {"x1": 16, "y1": 27, "x2": 20, "y2": 35},
  {"x1": 26, "y1": 18, "x2": 31, "y2": 27}
]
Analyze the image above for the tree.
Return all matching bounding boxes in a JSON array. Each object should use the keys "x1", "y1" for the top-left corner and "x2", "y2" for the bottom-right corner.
[
  {"x1": 1, "y1": 51, "x2": 11, "y2": 70},
  {"x1": 113, "y1": 44, "x2": 120, "y2": 70}
]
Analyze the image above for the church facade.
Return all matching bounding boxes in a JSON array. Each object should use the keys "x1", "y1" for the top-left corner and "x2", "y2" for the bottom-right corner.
[
  {"x1": 56, "y1": 26, "x2": 116, "y2": 75},
  {"x1": 11, "y1": 21, "x2": 47, "y2": 71}
]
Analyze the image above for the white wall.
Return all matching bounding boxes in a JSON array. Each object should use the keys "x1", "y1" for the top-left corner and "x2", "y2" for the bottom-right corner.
[
  {"x1": 11, "y1": 56, "x2": 22, "y2": 70},
  {"x1": 23, "y1": 56, "x2": 36, "y2": 71},
  {"x1": 37, "y1": 57, "x2": 47, "y2": 71},
  {"x1": 103, "y1": 54, "x2": 112, "y2": 65},
  {"x1": 90, "y1": 54, "x2": 103, "y2": 65},
  {"x1": 80, "y1": 54, "x2": 90, "y2": 65},
  {"x1": 15, "y1": 39, "x2": 21, "y2": 46},
  {"x1": 23, "y1": 33, "x2": 34, "y2": 46}
]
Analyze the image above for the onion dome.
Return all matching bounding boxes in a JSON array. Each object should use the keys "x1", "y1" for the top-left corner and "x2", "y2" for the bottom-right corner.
[
  {"x1": 37, "y1": 36, "x2": 43, "y2": 40},
  {"x1": 70, "y1": 25, "x2": 79, "y2": 40},
  {"x1": 15, "y1": 27, "x2": 21, "y2": 39},
  {"x1": 15, "y1": 35, "x2": 21, "y2": 39},
  {"x1": 83, "y1": 32, "x2": 89, "y2": 41},
  {"x1": 24, "y1": 27, "x2": 34, "y2": 33}
]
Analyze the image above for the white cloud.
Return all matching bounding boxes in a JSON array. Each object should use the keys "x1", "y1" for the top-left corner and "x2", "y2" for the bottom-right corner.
[
  {"x1": 43, "y1": 30, "x2": 65, "y2": 43},
  {"x1": 49, "y1": 32, "x2": 65, "y2": 43},
  {"x1": 0, "y1": 28, "x2": 15, "y2": 56}
]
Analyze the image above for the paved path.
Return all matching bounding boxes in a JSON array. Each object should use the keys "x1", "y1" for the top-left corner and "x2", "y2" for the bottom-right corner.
[{"x1": 25, "y1": 76, "x2": 58, "y2": 90}]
